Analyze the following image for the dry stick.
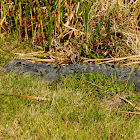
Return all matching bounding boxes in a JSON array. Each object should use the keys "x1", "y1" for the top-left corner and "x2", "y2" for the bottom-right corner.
[
  {"x1": 63, "y1": 24, "x2": 85, "y2": 35},
  {"x1": 83, "y1": 58, "x2": 113, "y2": 62},
  {"x1": 15, "y1": 53, "x2": 55, "y2": 63},
  {"x1": 86, "y1": 55, "x2": 140, "y2": 64},
  {"x1": 98, "y1": 55, "x2": 140, "y2": 64},
  {"x1": 118, "y1": 111, "x2": 140, "y2": 115},
  {"x1": 123, "y1": 61, "x2": 140, "y2": 66},
  {"x1": 54, "y1": 11, "x2": 75, "y2": 41},
  {"x1": 130, "y1": 58, "x2": 140, "y2": 60},
  {"x1": 119, "y1": 96, "x2": 140, "y2": 111},
  {"x1": 83, "y1": 55, "x2": 140, "y2": 64},
  {"x1": 0, "y1": 94, "x2": 50, "y2": 101},
  {"x1": 15, "y1": 52, "x2": 50, "y2": 58},
  {"x1": 24, "y1": 57, "x2": 55, "y2": 63}
]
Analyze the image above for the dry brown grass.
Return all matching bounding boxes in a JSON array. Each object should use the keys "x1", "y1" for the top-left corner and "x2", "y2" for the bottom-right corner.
[{"x1": 0, "y1": 0, "x2": 140, "y2": 65}]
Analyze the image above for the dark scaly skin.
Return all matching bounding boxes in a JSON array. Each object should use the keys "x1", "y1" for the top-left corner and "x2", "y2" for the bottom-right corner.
[{"x1": 1, "y1": 59, "x2": 140, "y2": 91}]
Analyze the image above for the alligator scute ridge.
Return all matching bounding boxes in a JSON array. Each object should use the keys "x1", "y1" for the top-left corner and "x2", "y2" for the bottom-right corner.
[{"x1": 1, "y1": 59, "x2": 140, "y2": 92}]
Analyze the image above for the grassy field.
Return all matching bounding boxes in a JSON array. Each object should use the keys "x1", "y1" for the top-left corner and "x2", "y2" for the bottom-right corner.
[
  {"x1": 0, "y1": 70, "x2": 140, "y2": 139},
  {"x1": 0, "y1": 0, "x2": 140, "y2": 139}
]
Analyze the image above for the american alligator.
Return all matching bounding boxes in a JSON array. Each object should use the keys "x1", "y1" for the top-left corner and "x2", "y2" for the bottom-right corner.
[{"x1": 1, "y1": 59, "x2": 140, "y2": 91}]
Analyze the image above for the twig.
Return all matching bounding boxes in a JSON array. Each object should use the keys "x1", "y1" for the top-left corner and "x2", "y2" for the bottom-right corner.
[
  {"x1": 83, "y1": 58, "x2": 113, "y2": 62},
  {"x1": 0, "y1": 94, "x2": 50, "y2": 101},
  {"x1": 119, "y1": 96, "x2": 140, "y2": 111},
  {"x1": 104, "y1": 55, "x2": 140, "y2": 64},
  {"x1": 24, "y1": 58, "x2": 55, "y2": 63},
  {"x1": 118, "y1": 111, "x2": 140, "y2": 115},
  {"x1": 82, "y1": 55, "x2": 140, "y2": 64},
  {"x1": 122, "y1": 61, "x2": 140, "y2": 66},
  {"x1": 63, "y1": 24, "x2": 85, "y2": 35}
]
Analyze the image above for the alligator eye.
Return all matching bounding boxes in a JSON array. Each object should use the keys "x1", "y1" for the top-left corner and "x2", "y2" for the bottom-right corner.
[
  {"x1": 16, "y1": 61, "x2": 22, "y2": 66},
  {"x1": 18, "y1": 62, "x2": 21, "y2": 64},
  {"x1": 111, "y1": 65, "x2": 115, "y2": 68}
]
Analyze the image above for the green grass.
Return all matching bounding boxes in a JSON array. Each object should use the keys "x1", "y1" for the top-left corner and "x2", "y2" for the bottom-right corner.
[
  {"x1": 0, "y1": 70, "x2": 139, "y2": 139},
  {"x1": 0, "y1": 0, "x2": 140, "y2": 139}
]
